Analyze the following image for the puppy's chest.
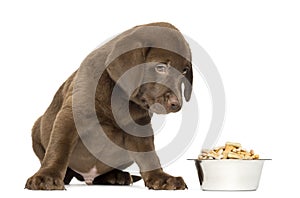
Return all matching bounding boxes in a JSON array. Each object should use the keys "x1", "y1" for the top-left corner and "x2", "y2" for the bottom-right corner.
[{"x1": 76, "y1": 166, "x2": 99, "y2": 185}]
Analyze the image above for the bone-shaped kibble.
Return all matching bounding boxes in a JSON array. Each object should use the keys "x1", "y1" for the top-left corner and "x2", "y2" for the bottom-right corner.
[{"x1": 198, "y1": 142, "x2": 259, "y2": 160}]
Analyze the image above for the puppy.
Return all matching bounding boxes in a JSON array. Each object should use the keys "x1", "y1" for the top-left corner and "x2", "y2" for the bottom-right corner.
[{"x1": 25, "y1": 22, "x2": 193, "y2": 190}]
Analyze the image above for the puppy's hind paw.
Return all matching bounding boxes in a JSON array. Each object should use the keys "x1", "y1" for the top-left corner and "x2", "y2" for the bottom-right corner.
[
  {"x1": 25, "y1": 173, "x2": 65, "y2": 190},
  {"x1": 93, "y1": 169, "x2": 140, "y2": 185}
]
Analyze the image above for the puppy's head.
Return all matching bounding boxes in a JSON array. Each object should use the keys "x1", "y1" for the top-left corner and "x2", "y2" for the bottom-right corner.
[
  {"x1": 106, "y1": 23, "x2": 193, "y2": 114},
  {"x1": 135, "y1": 48, "x2": 192, "y2": 114}
]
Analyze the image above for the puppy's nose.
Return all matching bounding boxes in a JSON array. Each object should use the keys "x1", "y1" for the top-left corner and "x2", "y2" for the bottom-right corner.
[
  {"x1": 167, "y1": 94, "x2": 181, "y2": 111},
  {"x1": 170, "y1": 102, "x2": 180, "y2": 111}
]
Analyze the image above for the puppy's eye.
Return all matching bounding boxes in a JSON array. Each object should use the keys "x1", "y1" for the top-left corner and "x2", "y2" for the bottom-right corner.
[
  {"x1": 182, "y1": 67, "x2": 189, "y2": 75},
  {"x1": 155, "y1": 63, "x2": 167, "y2": 73}
]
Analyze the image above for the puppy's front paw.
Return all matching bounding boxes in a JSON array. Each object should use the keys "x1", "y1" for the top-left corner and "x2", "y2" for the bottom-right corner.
[
  {"x1": 145, "y1": 173, "x2": 187, "y2": 190},
  {"x1": 25, "y1": 171, "x2": 65, "y2": 190}
]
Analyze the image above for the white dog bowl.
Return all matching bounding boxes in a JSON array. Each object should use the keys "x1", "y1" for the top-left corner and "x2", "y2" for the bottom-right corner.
[{"x1": 192, "y1": 159, "x2": 269, "y2": 191}]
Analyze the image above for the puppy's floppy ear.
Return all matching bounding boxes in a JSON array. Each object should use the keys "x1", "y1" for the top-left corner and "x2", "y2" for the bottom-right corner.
[
  {"x1": 105, "y1": 34, "x2": 150, "y2": 97},
  {"x1": 183, "y1": 66, "x2": 193, "y2": 101}
]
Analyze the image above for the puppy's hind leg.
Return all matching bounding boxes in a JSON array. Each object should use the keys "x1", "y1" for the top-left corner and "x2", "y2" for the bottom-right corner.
[
  {"x1": 25, "y1": 107, "x2": 78, "y2": 190},
  {"x1": 63, "y1": 167, "x2": 84, "y2": 185},
  {"x1": 31, "y1": 116, "x2": 45, "y2": 162}
]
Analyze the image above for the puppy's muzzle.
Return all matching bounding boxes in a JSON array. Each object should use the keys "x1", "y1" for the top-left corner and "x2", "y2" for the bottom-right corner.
[{"x1": 166, "y1": 93, "x2": 181, "y2": 112}]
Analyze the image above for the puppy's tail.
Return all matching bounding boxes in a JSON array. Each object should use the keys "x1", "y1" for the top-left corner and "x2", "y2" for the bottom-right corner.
[{"x1": 132, "y1": 175, "x2": 142, "y2": 183}]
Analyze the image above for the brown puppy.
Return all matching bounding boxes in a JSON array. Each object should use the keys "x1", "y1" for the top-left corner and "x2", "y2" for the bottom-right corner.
[{"x1": 25, "y1": 22, "x2": 193, "y2": 190}]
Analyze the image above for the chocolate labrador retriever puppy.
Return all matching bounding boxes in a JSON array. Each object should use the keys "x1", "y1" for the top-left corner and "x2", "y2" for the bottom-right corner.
[{"x1": 25, "y1": 22, "x2": 193, "y2": 190}]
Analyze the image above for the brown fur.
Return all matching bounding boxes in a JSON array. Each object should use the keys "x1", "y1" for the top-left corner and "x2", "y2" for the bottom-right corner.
[{"x1": 25, "y1": 22, "x2": 193, "y2": 190}]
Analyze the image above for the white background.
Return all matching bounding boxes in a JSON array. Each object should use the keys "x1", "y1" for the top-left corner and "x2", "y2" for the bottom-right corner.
[{"x1": 1, "y1": 0, "x2": 299, "y2": 197}]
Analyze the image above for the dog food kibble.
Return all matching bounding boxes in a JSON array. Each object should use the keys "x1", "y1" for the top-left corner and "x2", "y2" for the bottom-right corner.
[{"x1": 198, "y1": 142, "x2": 259, "y2": 160}]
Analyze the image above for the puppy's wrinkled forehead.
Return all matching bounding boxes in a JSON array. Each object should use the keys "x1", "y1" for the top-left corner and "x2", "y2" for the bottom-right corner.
[{"x1": 135, "y1": 25, "x2": 191, "y2": 62}]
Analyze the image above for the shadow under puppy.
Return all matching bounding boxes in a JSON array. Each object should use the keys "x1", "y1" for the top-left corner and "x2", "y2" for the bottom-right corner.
[{"x1": 25, "y1": 22, "x2": 193, "y2": 190}]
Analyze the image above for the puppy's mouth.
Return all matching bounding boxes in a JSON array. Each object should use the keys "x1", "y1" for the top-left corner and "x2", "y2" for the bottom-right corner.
[
  {"x1": 140, "y1": 97, "x2": 180, "y2": 114},
  {"x1": 149, "y1": 103, "x2": 167, "y2": 114},
  {"x1": 140, "y1": 98, "x2": 164, "y2": 114}
]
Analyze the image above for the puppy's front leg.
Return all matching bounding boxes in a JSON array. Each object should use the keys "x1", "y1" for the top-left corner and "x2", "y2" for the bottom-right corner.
[
  {"x1": 26, "y1": 107, "x2": 78, "y2": 190},
  {"x1": 125, "y1": 133, "x2": 187, "y2": 190}
]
